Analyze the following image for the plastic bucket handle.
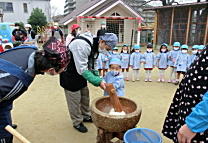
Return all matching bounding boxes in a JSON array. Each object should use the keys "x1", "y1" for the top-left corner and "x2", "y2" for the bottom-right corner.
[{"x1": 138, "y1": 129, "x2": 154, "y2": 143}]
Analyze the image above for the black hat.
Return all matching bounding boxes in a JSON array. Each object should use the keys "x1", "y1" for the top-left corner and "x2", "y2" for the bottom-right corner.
[
  {"x1": 147, "y1": 43, "x2": 153, "y2": 48},
  {"x1": 15, "y1": 23, "x2": 20, "y2": 26}
]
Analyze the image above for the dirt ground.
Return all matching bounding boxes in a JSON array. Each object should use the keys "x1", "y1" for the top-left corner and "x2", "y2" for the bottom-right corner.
[{"x1": 11, "y1": 48, "x2": 184, "y2": 143}]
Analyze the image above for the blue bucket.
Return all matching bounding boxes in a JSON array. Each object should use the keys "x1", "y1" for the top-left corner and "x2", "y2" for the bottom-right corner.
[{"x1": 123, "y1": 128, "x2": 162, "y2": 143}]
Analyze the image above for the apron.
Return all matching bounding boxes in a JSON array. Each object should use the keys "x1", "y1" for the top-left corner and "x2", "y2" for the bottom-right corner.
[
  {"x1": 54, "y1": 30, "x2": 61, "y2": 42},
  {"x1": 27, "y1": 31, "x2": 38, "y2": 47},
  {"x1": 162, "y1": 46, "x2": 208, "y2": 142}
]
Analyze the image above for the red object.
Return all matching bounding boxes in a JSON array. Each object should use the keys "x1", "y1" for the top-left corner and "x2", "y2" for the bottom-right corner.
[
  {"x1": 0, "y1": 44, "x2": 4, "y2": 53},
  {"x1": 71, "y1": 24, "x2": 80, "y2": 32},
  {"x1": 4, "y1": 39, "x2": 8, "y2": 43},
  {"x1": 144, "y1": 68, "x2": 153, "y2": 70}
]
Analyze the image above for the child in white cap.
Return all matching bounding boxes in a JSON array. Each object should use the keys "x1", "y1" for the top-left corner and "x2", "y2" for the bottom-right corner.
[{"x1": 103, "y1": 58, "x2": 124, "y2": 96}]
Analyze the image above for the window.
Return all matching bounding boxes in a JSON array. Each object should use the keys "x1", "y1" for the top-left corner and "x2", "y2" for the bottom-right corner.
[
  {"x1": 110, "y1": 12, "x2": 121, "y2": 17},
  {"x1": 0, "y1": 2, "x2": 13, "y2": 12},
  {"x1": 23, "y1": 3, "x2": 28, "y2": 13}
]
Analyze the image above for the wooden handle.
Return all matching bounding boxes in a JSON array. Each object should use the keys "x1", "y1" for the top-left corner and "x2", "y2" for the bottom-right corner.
[
  {"x1": 106, "y1": 83, "x2": 123, "y2": 112},
  {"x1": 5, "y1": 125, "x2": 31, "y2": 143}
]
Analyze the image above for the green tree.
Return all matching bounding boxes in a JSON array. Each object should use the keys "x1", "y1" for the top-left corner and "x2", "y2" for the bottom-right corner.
[{"x1": 27, "y1": 8, "x2": 47, "y2": 32}]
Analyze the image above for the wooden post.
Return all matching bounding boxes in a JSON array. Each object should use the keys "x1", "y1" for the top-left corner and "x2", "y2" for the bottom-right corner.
[
  {"x1": 204, "y1": 13, "x2": 208, "y2": 45},
  {"x1": 153, "y1": 10, "x2": 158, "y2": 47},
  {"x1": 185, "y1": 7, "x2": 192, "y2": 45},
  {"x1": 169, "y1": 8, "x2": 175, "y2": 46}
]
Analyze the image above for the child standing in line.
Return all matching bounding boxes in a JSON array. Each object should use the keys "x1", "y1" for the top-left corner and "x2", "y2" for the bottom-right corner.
[
  {"x1": 129, "y1": 44, "x2": 144, "y2": 82},
  {"x1": 190, "y1": 45, "x2": 198, "y2": 64},
  {"x1": 143, "y1": 43, "x2": 156, "y2": 82},
  {"x1": 174, "y1": 44, "x2": 190, "y2": 85},
  {"x1": 103, "y1": 58, "x2": 124, "y2": 96},
  {"x1": 97, "y1": 53, "x2": 103, "y2": 78},
  {"x1": 111, "y1": 47, "x2": 121, "y2": 59},
  {"x1": 120, "y1": 44, "x2": 130, "y2": 81},
  {"x1": 156, "y1": 43, "x2": 169, "y2": 82},
  {"x1": 102, "y1": 51, "x2": 111, "y2": 77},
  {"x1": 168, "y1": 42, "x2": 181, "y2": 83}
]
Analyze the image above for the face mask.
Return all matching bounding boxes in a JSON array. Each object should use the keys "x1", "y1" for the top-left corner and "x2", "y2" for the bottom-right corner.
[
  {"x1": 147, "y1": 49, "x2": 152, "y2": 52},
  {"x1": 123, "y1": 50, "x2": 127, "y2": 53},
  {"x1": 54, "y1": 26, "x2": 57, "y2": 29},
  {"x1": 113, "y1": 51, "x2": 117, "y2": 54},
  {"x1": 46, "y1": 69, "x2": 58, "y2": 76},
  {"x1": 25, "y1": 28, "x2": 29, "y2": 31},
  {"x1": 192, "y1": 51, "x2": 197, "y2": 54},
  {"x1": 15, "y1": 27, "x2": 19, "y2": 29},
  {"x1": 111, "y1": 71, "x2": 119, "y2": 76},
  {"x1": 135, "y1": 50, "x2": 139, "y2": 53},
  {"x1": 99, "y1": 48, "x2": 108, "y2": 54},
  {"x1": 101, "y1": 25, "x2": 106, "y2": 28},
  {"x1": 181, "y1": 50, "x2": 187, "y2": 53},
  {"x1": 174, "y1": 48, "x2": 179, "y2": 50},
  {"x1": 161, "y1": 49, "x2": 166, "y2": 52}
]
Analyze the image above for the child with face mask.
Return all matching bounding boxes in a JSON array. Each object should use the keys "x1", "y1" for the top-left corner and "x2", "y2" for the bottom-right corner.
[
  {"x1": 120, "y1": 44, "x2": 130, "y2": 81},
  {"x1": 143, "y1": 43, "x2": 156, "y2": 82},
  {"x1": 190, "y1": 45, "x2": 198, "y2": 64},
  {"x1": 156, "y1": 43, "x2": 169, "y2": 82},
  {"x1": 103, "y1": 58, "x2": 124, "y2": 96},
  {"x1": 174, "y1": 44, "x2": 190, "y2": 85},
  {"x1": 111, "y1": 47, "x2": 120, "y2": 59},
  {"x1": 168, "y1": 42, "x2": 181, "y2": 83},
  {"x1": 197, "y1": 45, "x2": 205, "y2": 55},
  {"x1": 129, "y1": 44, "x2": 144, "y2": 82}
]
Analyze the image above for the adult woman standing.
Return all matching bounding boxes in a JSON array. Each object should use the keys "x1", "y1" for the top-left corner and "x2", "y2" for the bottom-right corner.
[
  {"x1": 0, "y1": 37, "x2": 70, "y2": 143},
  {"x1": 24, "y1": 24, "x2": 39, "y2": 47}
]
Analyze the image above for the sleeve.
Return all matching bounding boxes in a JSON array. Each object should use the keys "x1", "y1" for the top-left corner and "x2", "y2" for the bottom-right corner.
[
  {"x1": 21, "y1": 29, "x2": 27, "y2": 36},
  {"x1": 187, "y1": 55, "x2": 191, "y2": 68},
  {"x1": 102, "y1": 54, "x2": 107, "y2": 62},
  {"x1": 31, "y1": 31, "x2": 37, "y2": 39},
  {"x1": 97, "y1": 30, "x2": 100, "y2": 37},
  {"x1": 12, "y1": 29, "x2": 16, "y2": 36},
  {"x1": 119, "y1": 54, "x2": 122, "y2": 60},
  {"x1": 186, "y1": 90, "x2": 208, "y2": 133},
  {"x1": 153, "y1": 53, "x2": 156, "y2": 65},
  {"x1": 130, "y1": 53, "x2": 134, "y2": 66},
  {"x1": 140, "y1": 53, "x2": 145, "y2": 62},
  {"x1": 59, "y1": 29, "x2": 64, "y2": 37},
  {"x1": 156, "y1": 52, "x2": 160, "y2": 60},
  {"x1": 143, "y1": 53, "x2": 146, "y2": 61},
  {"x1": 113, "y1": 78, "x2": 123, "y2": 90}
]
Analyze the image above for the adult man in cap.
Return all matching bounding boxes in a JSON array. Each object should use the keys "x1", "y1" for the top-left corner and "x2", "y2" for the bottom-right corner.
[
  {"x1": 12, "y1": 23, "x2": 27, "y2": 42},
  {"x1": 0, "y1": 37, "x2": 70, "y2": 143},
  {"x1": 52, "y1": 23, "x2": 64, "y2": 43},
  {"x1": 60, "y1": 32, "x2": 118, "y2": 133}
]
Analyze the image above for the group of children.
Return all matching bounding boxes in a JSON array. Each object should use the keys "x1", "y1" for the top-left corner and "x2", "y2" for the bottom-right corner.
[{"x1": 100, "y1": 42, "x2": 205, "y2": 96}]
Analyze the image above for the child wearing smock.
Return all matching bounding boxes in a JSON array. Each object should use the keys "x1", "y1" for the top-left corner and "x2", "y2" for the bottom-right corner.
[
  {"x1": 102, "y1": 51, "x2": 111, "y2": 77},
  {"x1": 168, "y1": 42, "x2": 181, "y2": 83},
  {"x1": 190, "y1": 45, "x2": 198, "y2": 64},
  {"x1": 120, "y1": 44, "x2": 130, "y2": 81},
  {"x1": 129, "y1": 44, "x2": 144, "y2": 82},
  {"x1": 174, "y1": 44, "x2": 190, "y2": 85},
  {"x1": 103, "y1": 58, "x2": 124, "y2": 96},
  {"x1": 156, "y1": 43, "x2": 169, "y2": 82},
  {"x1": 111, "y1": 47, "x2": 121, "y2": 59},
  {"x1": 143, "y1": 43, "x2": 156, "y2": 82},
  {"x1": 97, "y1": 53, "x2": 103, "y2": 78}
]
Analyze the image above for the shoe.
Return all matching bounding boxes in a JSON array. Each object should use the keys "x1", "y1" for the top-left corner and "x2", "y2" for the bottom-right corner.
[
  {"x1": 136, "y1": 78, "x2": 140, "y2": 81},
  {"x1": 157, "y1": 79, "x2": 161, "y2": 82},
  {"x1": 126, "y1": 77, "x2": 129, "y2": 81},
  {"x1": 149, "y1": 78, "x2": 152, "y2": 82},
  {"x1": 83, "y1": 116, "x2": 93, "y2": 122},
  {"x1": 132, "y1": 79, "x2": 135, "y2": 82},
  {"x1": 161, "y1": 79, "x2": 165, "y2": 82},
  {"x1": 175, "y1": 81, "x2": 179, "y2": 85},
  {"x1": 74, "y1": 123, "x2": 88, "y2": 133},
  {"x1": 145, "y1": 78, "x2": 148, "y2": 82},
  {"x1": 172, "y1": 79, "x2": 176, "y2": 83},
  {"x1": 168, "y1": 79, "x2": 172, "y2": 83},
  {"x1": 11, "y1": 124, "x2": 17, "y2": 129}
]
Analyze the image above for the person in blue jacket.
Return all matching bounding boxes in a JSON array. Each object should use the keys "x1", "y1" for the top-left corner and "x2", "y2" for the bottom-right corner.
[
  {"x1": 120, "y1": 44, "x2": 130, "y2": 81},
  {"x1": 168, "y1": 42, "x2": 181, "y2": 83},
  {"x1": 143, "y1": 43, "x2": 156, "y2": 82},
  {"x1": 111, "y1": 47, "x2": 120, "y2": 59},
  {"x1": 190, "y1": 45, "x2": 198, "y2": 64},
  {"x1": 0, "y1": 37, "x2": 70, "y2": 143},
  {"x1": 156, "y1": 43, "x2": 169, "y2": 82},
  {"x1": 174, "y1": 44, "x2": 190, "y2": 85},
  {"x1": 162, "y1": 44, "x2": 208, "y2": 143},
  {"x1": 129, "y1": 44, "x2": 144, "y2": 82},
  {"x1": 103, "y1": 58, "x2": 124, "y2": 96}
]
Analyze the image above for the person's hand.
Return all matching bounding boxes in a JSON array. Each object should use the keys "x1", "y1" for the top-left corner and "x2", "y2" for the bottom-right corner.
[
  {"x1": 140, "y1": 61, "x2": 143, "y2": 63},
  {"x1": 177, "y1": 124, "x2": 197, "y2": 143},
  {"x1": 129, "y1": 65, "x2": 133, "y2": 68},
  {"x1": 167, "y1": 65, "x2": 169, "y2": 68},
  {"x1": 143, "y1": 61, "x2": 147, "y2": 64},
  {"x1": 153, "y1": 65, "x2": 156, "y2": 68},
  {"x1": 169, "y1": 56, "x2": 171, "y2": 59},
  {"x1": 175, "y1": 67, "x2": 177, "y2": 69},
  {"x1": 99, "y1": 81, "x2": 106, "y2": 90}
]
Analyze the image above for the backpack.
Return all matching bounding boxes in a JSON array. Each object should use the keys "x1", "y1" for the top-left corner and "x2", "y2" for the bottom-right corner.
[{"x1": 69, "y1": 36, "x2": 99, "y2": 69}]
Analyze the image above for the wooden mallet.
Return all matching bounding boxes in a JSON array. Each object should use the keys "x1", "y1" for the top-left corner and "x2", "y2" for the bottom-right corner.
[
  {"x1": 106, "y1": 83, "x2": 123, "y2": 112},
  {"x1": 5, "y1": 125, "x2": 31, "y2": 143}
]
